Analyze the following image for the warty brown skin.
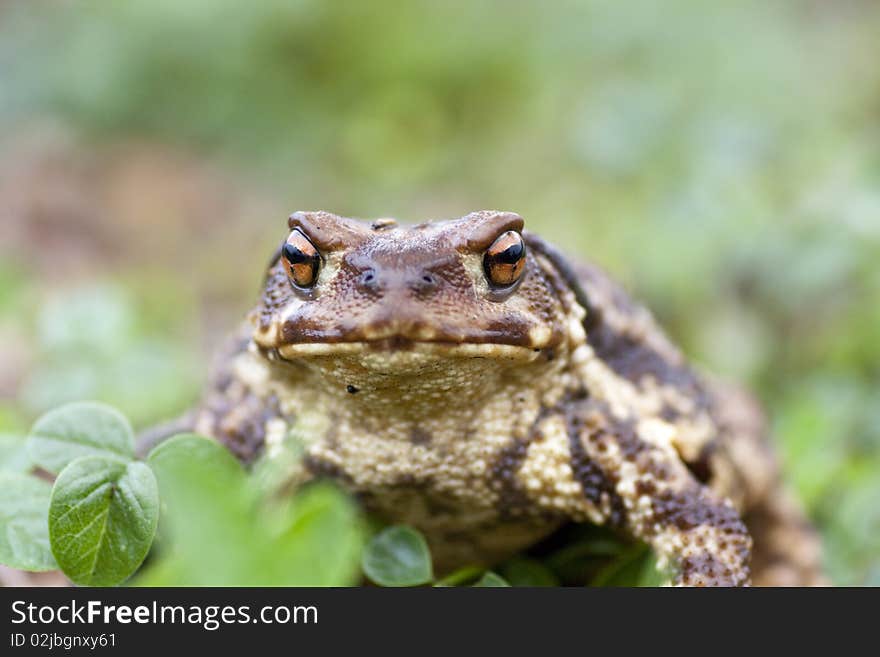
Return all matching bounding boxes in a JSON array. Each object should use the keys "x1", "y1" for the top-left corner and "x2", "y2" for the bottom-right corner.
[{"x1": 189, "y1": 210, "x2": 825, "y2": 586}]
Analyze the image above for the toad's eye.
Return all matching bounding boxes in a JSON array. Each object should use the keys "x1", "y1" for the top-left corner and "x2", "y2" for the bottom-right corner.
[
  {"x1": 282, "y1": 229, "x2": 321, "y2": 288},
  {"x1": 483, "y1": 230, "x2": 526, "y2": 287}
]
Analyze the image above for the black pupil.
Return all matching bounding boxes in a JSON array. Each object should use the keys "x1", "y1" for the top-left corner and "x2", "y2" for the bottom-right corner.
[
  {"x1": 283, "y1": 242, "x2": 311, "y2": 265},
  {"x1": 492, "y1": 239, "x2": 524, "y2": 265}
]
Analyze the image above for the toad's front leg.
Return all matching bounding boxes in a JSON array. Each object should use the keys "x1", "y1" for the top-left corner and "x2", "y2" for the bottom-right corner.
[{"x1": 525, "y1": 400, "x2": 752, "y2": 586}]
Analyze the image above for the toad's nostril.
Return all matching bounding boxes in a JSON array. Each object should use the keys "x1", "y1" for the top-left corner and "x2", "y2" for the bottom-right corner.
[
  {"x1": 358, "y1": 268, "x2": 383, "y2": 294},
  {"x1": 411, "y1": 271, "x2": 439, "y2": 295}
]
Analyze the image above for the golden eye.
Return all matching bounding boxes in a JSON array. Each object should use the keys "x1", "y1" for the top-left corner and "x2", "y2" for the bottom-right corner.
[
  {"x1": 483, "y1": 230, "x2": 526, "y2": 287},
  {"x1": 282, "y1": 229, "x2": 321, "y2": 288}
]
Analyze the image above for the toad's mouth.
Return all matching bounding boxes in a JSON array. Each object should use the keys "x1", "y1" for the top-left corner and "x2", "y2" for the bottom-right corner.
[
  {"x1": 272, "y1": 339, "x2": 544, "y2": 361},
  {"x1": 254, "y1": 318, "x2": 563, "y2": 361}
]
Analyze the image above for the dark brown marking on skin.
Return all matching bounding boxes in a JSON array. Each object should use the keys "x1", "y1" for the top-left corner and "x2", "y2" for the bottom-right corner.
[
  {"x1": 566, "y1": 413, "x2": 628, "y2": 528},
  {"x1": 650, "y1": 488, "x2": 749, "y2": 537},
  {"x1": 490, "y1": 404, "x2": 561, "y2": 517},
  {"x1": 587, "y1": 407, "x2": 646, "y2": 463},
  {"x1": 490, "y1": 437, "x2": 532, "y2": 516},
  {"x1": 409, "y1": 427, "x2": 432, "y2": 446},
  {"x1": 589, "y1": 330, "x2": 710, "y2": 410},
  {"x1": 563, "y1": 395, "x2": 633, "y2": 528}
]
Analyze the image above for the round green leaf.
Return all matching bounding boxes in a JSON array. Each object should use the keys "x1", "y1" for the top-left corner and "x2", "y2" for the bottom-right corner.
[
  {"x1": 27, "y1": 402, "x2": 134, "y2": 475},
  {"x1": 473, "y1": 571, "x2": 511, "y2": 587},
  {"x1": 49, "y1": 456, "x2": 158, "y2": 586},
  {"x1": 0, "y1": 473, "x2": 57, "y2": 571},
  {"x1": 362, "y1": 525, "x2": 433, "y2": 587}
]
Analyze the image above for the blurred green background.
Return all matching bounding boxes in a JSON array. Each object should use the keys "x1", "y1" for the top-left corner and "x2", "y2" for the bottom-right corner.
[{"x1": 0, "y1": 0, "x2": 877, "y2": 585}]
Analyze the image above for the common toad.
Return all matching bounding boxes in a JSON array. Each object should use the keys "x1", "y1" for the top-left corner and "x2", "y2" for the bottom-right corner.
[{"x1": 180, "y1": 210, "x2": 824, "y2": 586}]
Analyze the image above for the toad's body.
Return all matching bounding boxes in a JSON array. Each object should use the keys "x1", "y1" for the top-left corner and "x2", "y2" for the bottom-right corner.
[{"x1": 183, "y1": 210, "x2": 823, "y2": 586}]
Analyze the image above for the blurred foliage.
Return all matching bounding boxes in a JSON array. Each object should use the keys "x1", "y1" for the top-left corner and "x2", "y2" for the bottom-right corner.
[
  {"x1": 0, "y1": 402, "x2": 365, "y2": 586},
  {"x1": 16, "y1": 283, "x2": 201, "y2": 429},
  {"x1": 143, "y1": 434, "x2": 364, "y2": 587},
  {"x1": 0, "y1": 0, "x2": 878, "y2": 584}
]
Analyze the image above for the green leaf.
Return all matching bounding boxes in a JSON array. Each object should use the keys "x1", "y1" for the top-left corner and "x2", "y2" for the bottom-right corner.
[
  {"x1": 27, "y1": 402, "x2": 135, "y2": 475},
  {"x1": 474, "y1": 571, "x2": 511, "y2": 587},
  {"x1": 145, "y1": 434, "x2": 363, "y2": 586},
  {"x1": 362, "y1": 525, "x2": 433, "y2": 587},
  {"x1": 500, "y1": 557, "x2": 559, "y2": 586},
  {"x1": 0, "y1": 473, "x2": 57, "y2": 571},
  {"x1": 147, "y1": 433, "x2": 246, "y2": 499},
  {"x1": 434, "y1": 565, "x2": 484, "y2": 587},
  {"x1": 49, "y1": 456, "x2": 159, "y2": 586},
  {"x1": 0, "y1": 433, "x2": 31, "y2": 473},
  {"x1": 543, "y1": 527, "x2": 629, "y2": 584},
  {"x1": 591, "y1": 544, "x2": 665, "y2": 587},
  {"x1": 635, "y1": 551, "x2": 670, "y2": 587},
  {"x1": 146, "y1": 434, "x2": 257, "y2": 586},
  {"x1": 268, "y1": 483, "x2": 364, "y2": 586}
]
